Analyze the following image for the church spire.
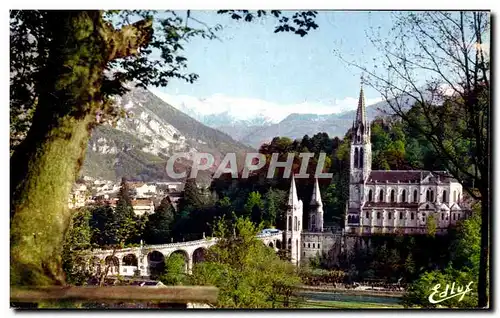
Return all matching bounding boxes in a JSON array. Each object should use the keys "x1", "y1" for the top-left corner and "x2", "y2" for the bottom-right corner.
[
  {"x1": 287, "y1": 174, "x2": 299, "y2": 206},
  {"x1": 355, "y1": 75, "x2": 367, "y2": 127},
  {"x1": 310, "y1": 178, "x2": 323, "y2": 207}
]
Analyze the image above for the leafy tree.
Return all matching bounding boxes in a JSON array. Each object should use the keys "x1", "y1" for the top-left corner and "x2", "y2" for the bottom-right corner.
[
  {"x1": 178, "y1": 178, "x2": 203, "y2": 211},
  {"x1": 402, "y1": 267, "x2": 478, "y2": 308},
  {"x1": 62, "y1": 208, "x2": 94, "y2": 285},
  {"x1": 264, "y1": 188, "x2": 287, "y2": 228},
  {"x1": 190, "y1": 217, "x2": 301, "y2": 308},
  {"x1": 426, "y1": 214, "x2": 437, "y2": 237},
  {"x1": 160, "y1": 253, "x2": 187, "y2": 286},
  {"x1": 143, "y1": 196, "x2": 175, "y2": 244},
  {"x1": 450, "y1": 206, "x2": 481, "y2": 274},
  {"x1": 244, "y1": 191, "x2": 264, "y2": 225},
  {"x1": 10, "y1": 9, "x2": 319, "y2": 286}
]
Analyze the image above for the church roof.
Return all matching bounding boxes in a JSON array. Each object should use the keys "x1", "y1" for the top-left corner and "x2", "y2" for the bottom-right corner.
[
  {"x1": 310, "y1": 178, "x2": 323, "y2": 206},
  {"x1": 287, "y1": 175, "x2": 299, "y2": 206},
  {"x1": 355, "y1": 83, "x2": 367, "y2": 127},
  {"x1": 366, "y1": 170, "x2": 458, "y2": 184}
]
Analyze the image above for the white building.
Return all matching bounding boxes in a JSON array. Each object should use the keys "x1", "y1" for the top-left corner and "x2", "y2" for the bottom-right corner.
[{"x1": 344, "y1": 83, "x2": 471, "y2": 236}]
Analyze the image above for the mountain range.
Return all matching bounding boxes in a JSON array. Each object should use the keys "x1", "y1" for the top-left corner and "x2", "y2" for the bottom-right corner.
[
  {"x1": 155, "y1": 93, "x2": 421, "y2": 149},
  {"x1": 81, "y1": 86, "x2": 253, "y2": 183}
]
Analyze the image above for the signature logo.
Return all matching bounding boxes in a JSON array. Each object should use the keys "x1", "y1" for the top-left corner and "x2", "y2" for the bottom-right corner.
[{"x1": 428, "y1": 281, "x2": 474, "y2": 304}]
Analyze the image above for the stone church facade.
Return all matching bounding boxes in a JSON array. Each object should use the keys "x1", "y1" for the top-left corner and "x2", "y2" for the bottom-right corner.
[
  {"x1": 344, "y1": 84, "x2": 470, "y2": 237},
  {"x1": 282, "y1": 83, "x2": 471, "y2": 266}
]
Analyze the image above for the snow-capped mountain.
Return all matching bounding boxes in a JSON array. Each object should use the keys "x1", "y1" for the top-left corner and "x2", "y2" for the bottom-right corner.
[{"x1": 82, "y1": 86, "x2": 253, "y2": 182}]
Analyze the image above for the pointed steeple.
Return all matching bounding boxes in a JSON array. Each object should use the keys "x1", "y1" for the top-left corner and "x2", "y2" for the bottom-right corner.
[
  {"x1": 355, "y1": 75, "x2": 367, "y2": 127},
  {"x1": 310, "y1": 178, "x2": 323, "y2": 207},
  {"x1": 287, "y1": 174, "x2": 299, "y2": 206}
]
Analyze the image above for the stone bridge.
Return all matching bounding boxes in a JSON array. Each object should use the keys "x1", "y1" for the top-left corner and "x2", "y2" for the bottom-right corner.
[{"x1": 88, "y1": 232, "x2": 283, "y2": 278}]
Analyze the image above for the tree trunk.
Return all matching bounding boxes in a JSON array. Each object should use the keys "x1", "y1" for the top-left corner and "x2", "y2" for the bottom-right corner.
[
  {"x1": 10, "y1": 11, "x2": 108, "y2": 286},
  {"x1": 477, "y1": 188, "x2": 490, "y2": 307}
]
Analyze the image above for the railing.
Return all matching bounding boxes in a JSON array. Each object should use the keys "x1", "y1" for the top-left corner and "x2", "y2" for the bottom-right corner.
[{"x1": 93, "y1": 233, "x2": 282, "y2": 256}]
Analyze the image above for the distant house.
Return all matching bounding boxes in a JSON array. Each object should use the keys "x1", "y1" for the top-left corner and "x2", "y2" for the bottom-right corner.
[
  {"x1": 68, "y1": 184, "x2": 90, "y2": 209},
  {"x1": 131, "y1": 199, "x2": 155, "y2": 216},
  {"x1": 130, "y1": 183, "x2": 157, "y2": 198},
  {"x1": 100, "y1": 198, "x2": 154, "y2": 216}
]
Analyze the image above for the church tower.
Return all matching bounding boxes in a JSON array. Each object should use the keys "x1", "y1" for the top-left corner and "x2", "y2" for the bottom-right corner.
[
  {"x1": 309, "y1": 178, "x2": 324, "y2": 232},
  {"x1": 349, "y1": 78, "x2": 372, "y2": 208},
  {"x1": 285, "y1": 175, "x2": 303, "y2": 266}
]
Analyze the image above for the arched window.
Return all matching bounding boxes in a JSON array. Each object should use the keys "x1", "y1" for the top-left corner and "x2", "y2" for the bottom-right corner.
[
  {"x1": 366, "y1": 211, "x2": 369, "y2": 218},
  {"x1": 443, "y1": 190, "x2": 447, "y2": 203},
  {"x1": 308, "y1": 243, "x2": 310, "y2": 248},
  {"x1": 441, "y1": 213, "x2": 444, "y2": 220},
  {"x1": 453, "y1": 191, "x2": 457, "y2": 202},
  {"x1": 294, "y1": 216, "x2": 298, "y2": 231},
  {"x1": 288, "y1": 216, "x2": 292, "y2": 230},
  {"x1": 430, "y1": 190, "x2": 434, "y2": 202},
  {"x1": 318, "y1": 243, "x2": 321, "y2": 249},
  {"x1": 354, "y1": 148, "x2": 359, "y2": 168},
  {"x1": 426, "y1": 189, "x2": 430, "y2": 201},
  {"x1": 388, "y1": 213, "x2": 392, "y2": 220},
  {"x1": 413, "y1": 190, "x2": 418, "y2": 203},
  {"x1": 379, "y1": 189, "x2": 384, "y2": 202},
  {"x1": 360, "y1": 148, "x2": 364, "y2": 168},
  {"x1": 313, "y1": 243, "x2": 315, "y2": 248},
  {"x1": 411, "y1": 213, "x2": 415, "y2": 220},
  {"x1": 453, "y1": 214, "x2": 456, "y2": 221},
  {"x1": 399, "y1": 212, "x2": 403, "y2": 219},
  {"x1": 311, "y1": 215, "x2": 316, "y2": 228},
  {"x1": 377, "y1": 212, "x2": 381, "y2": 219},
  {"x1": 390, "y1": 190, "x2": 395, "y2": 203},
  {"x1": 368, "y1": 190, "x2": 373, "y2": 202},
  {"x1": 401, "y1": 190, "x2": 406, "y2": 203}
]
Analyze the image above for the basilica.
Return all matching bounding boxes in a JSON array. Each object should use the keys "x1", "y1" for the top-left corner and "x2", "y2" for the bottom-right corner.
[{"x1": 282, "y1": 84, "x2": 471, "y2": 266}]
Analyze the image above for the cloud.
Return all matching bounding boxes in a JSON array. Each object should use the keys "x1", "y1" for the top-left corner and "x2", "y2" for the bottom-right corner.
[{"x1": 150, "y1": 88, "x2": 382, "y2": 123}]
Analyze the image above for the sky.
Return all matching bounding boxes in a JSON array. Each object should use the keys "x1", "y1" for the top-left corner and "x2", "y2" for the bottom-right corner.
[{"x1": 151, "y1": 11, "x2": 399, "y2": 122}]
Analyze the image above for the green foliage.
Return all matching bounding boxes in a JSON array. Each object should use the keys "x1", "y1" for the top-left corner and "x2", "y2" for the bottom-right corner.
[
  {"x1": 62, "y1": 208, "x2": 94, "y2": 285},
  {"x1": 190, "y1": 217, "x2": 301, "y2": 308},
  {"x1": 450, "y1": 209, "x2": 481, "y2": 274},
  {"x1": 144, "y1": 197, "x2": 175, "y2": 244},
  {"x1": 404, "y1": 209, "x2": 482, "y2": 308},
  {"x1": 402, "y1": 267, "x2": 478, "y2": 308},
  {"x1": 264, "y1": 188, "x2": 287, "y2": 228},
  {"x1": 426, "y1": 214, "x2": 437, "y2": 237},
  {"x1": 244, "y1": 191, "x2": 264, "y2": 224},
  {"x1": 160, "y1": 253, "x2": 187, "y2": 286}
]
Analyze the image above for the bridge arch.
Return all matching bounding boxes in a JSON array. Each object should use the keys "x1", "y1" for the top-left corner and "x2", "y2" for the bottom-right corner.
[
  {"x1": 105, "y1": 255, "x2": 119, "y2": 275},
  {"x1": 169, "y1": 250, "x2": 189, "y2": 273},
  {"x1": 122, "y1": 254, "x2": 139, "y2": 276},
  {"x1": 147, "y1": 250, "x2": 165, "y2": 278},
  {"x1": 268, "y1": 242, "x2": 274, "y2": 248},
  {"x1": 276, "y1": 240, "x2": 282, "y2": 249},
  {"x1": 193, "y1": 247, "x2": 208, "y2": 264}
]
